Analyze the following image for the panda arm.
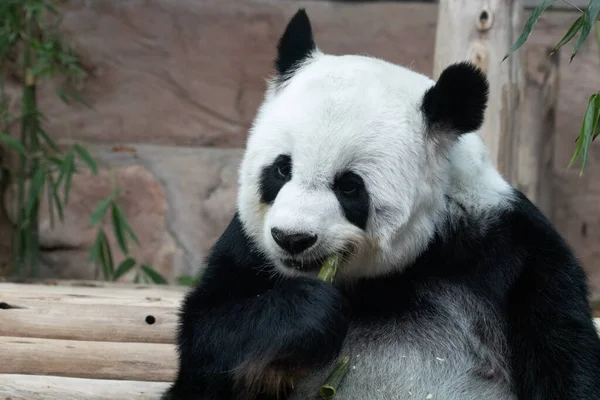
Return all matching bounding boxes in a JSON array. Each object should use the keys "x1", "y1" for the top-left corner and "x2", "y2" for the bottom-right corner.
[
  {"x1": 505, "y1": 211, "x2": 600, "y2": 399},
  {"x1": 169, "y1": 214, "x2": 350, "y2": 398}
]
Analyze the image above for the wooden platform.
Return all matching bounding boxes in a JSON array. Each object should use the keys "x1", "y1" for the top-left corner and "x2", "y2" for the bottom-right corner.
[
  {"x1": 0, "y1": 280, "x2": 187, "y2": 400},
  {"x1": 2, "y1": 280, "x2": 600, "y2": 399}
]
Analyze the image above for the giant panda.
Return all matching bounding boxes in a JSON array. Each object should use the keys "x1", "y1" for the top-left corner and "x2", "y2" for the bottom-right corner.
[{"x1": 164, "y1": 9, "x2": 600, "y2": 400}]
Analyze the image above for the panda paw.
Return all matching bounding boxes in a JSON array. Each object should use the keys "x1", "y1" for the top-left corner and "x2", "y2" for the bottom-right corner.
[{"x1": 273, "y1": 277, "x2": 351, "y2": 367}]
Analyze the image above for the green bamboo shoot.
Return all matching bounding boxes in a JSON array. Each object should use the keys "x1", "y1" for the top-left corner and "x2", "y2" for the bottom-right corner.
[
  {"x1": 319, "y1": 356, "x2": 351, "y2": 399},
  {"x1": 317, "y1": 254, "x2": 350, "y2": 399},
  {"x1": 317, "y1": 253, "x2": 342, "y2": 284}
]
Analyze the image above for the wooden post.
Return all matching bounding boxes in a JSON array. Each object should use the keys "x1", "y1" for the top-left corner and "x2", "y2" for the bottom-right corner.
[
  {"x1": 515, "y1": 46, "x2": 559, "y2": 217},
  {"x1": 433, "y1": 0, "x2": 524, "y2": 183}
]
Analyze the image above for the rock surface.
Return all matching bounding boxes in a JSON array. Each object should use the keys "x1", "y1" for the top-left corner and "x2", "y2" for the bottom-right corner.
[{"x1": 3, "y1": 145, "x2": 243, "y2": 282}]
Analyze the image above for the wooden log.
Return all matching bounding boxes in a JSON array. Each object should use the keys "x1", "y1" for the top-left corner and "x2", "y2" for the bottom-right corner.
[
  {"x1": 0, "y1": 337, "x2": 177, "y2": 382},
  {"x1": 0, "y1": 290, "x2": 181, "y2": 308},
  {"x1": 0, "y1": 374, "x2": 170, "y2": 400},
  {"x1": 433, "y1": 0, "x2": 524, "y2": 183},
  {"x1": 515, "y1": 46, "x2": 560, "y2": 217},
  {"x1": 0, "y1": 277, "x2": 189, "y2": 292},
  {"x1": 0, "y1": 299, "x2": 178, "y2": 343},
  {"x1": 0, "y1": 282, "x2": 185, "y2": 309}
]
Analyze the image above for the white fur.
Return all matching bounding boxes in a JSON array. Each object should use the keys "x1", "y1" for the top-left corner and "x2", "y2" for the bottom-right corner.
[{"x1": 237, "y1": 51, "x2": 512, "y2": 279}]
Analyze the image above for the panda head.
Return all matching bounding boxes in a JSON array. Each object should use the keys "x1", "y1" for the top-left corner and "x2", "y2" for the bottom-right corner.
[{"x1": 237, "y1": 9, "x2": 489, "y2": 279}]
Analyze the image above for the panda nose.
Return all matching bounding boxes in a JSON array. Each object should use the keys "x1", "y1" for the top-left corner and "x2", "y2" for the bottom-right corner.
[{"x1": 271, "y1": 228, "x2": 318, "y2": 255}]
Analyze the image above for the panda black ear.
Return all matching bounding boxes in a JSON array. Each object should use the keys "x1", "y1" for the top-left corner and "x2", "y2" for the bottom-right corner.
[
  {"x1": 275, "y1": 9, "x2": 316, "y2": 79},
  {"x1": 421, "y1": 62, "x2": 489, "y2": 135}
]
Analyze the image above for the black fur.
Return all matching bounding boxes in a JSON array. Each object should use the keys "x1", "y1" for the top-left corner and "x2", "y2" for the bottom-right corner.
[
  {"x1": 274, "y1": 9, "x2": 316, "y2": 82},
  {"x1": 332, "y1": 171, "x2": 370, "y2": 230},
  {"x1": 421, "y1": 62, "x2": 489, "y2": 134},
  {"x1": 259, "y1": 154, "x2": 292, "y2": 204},
  {"x1": 165, "y1": 191, "x2": 600, "y2": 400},
  {"x1": 164, "y1": 214, "x2": 350, "y2": 400}
]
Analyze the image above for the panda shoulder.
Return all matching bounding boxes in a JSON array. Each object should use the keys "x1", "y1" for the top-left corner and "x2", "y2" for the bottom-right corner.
[{"x1": 445, "y1": 133, "x2": 571, "y2": 258}]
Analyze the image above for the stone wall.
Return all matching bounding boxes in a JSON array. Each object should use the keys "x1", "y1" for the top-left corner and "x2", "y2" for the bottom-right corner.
[{"x1": 2, "y1": 1, "x2": 600, "y2": 297}]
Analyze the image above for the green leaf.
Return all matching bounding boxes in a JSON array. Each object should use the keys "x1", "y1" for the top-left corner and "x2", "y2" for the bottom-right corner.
[
  {"x1": 176, "y1": 275, "x2": 197, "y2": 286},
  {"x1": 111, "y1": 203, "x2": 128, "y2": 254},
  {"x1": 141, "y1": 264, "x2": 167, "y2": 284},
  {"x1": 89, "y1": 197, "x2": 112, "y2": 227},
  {"x1": 25, "y1": 166, "x2": 47, "y2": 219},
  {"x1": 56, "y1": 87, "x2": 70, "y2": 104},
  {"x1": 504, "y1": 0, "x2": 557, "y2": 61},
  {"x1": 98, "y1": 230, "x2": 114, "y2": 280},
  {"x1": 0, "y1": 133, "x2": 26, "y2": 155},
  {"x1": 46, "y1": 171, "x2": 65, "y2": 226},
  {"x1": 113, "y1": 257, "x2": 136, "y2": 281},
  {"x1": 37, "y1": 127, "x2": 61, "y2": 152},
  {"x1": 581, "y1": 94, "x2": 600, "y2": 173},
  {"x1": 571, "y1": 1, "x2": 600, "y2": 62},
  {"x1": 569, "y1": 94, "x2": 600, "y2": 173},
  {"x1": 59, "y1": 153, "x2": 75, "y2": 205},
  {"x1": 88, "y1": 231, "x2": 103, "y2": 263},
  {"x1": 133, "y1": 271, "x2": 141, "y2": 284},
  {"x1": 112, "y1": 204, "x2": 139, "y2": 245},
  {"x1": 72, "y1": 143, "x2": 98, "y2": 175},
  {"x1": 551, "y1": 15, "x2": 584, "y2": 55},
  {"x1": 47, "y1": 156, "x2": 64, "y2": 168}
]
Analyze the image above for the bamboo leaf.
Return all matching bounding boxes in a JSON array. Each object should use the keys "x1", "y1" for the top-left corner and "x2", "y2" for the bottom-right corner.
[
  {"x1": 46, "y1": 171, "x2": 55, "y2": 229},
  {"x1": 568, "y1": 96, "x2": 595, "y2": 168},
  {"x1": 58, "y1": 153, "x2": 75, "y2": 205},
  {"x1": 25, "y1": 166, "x2": 46, "y2": 219},
  {"x1": 551, "y1": 15, "x2": 584, "y2": 55},
  {"x1": 72, "y1": 143, "x2": 98, "y2": 174},
  {"x1": 503, "y1": 0, "x2": 557, "y2": 61},
  {"x1": 47, "y1": 173, "x2": 64, "y2": 221},
  {"x1": 88, "y1": 231, "x2": 103, "y2": 263},
  {"x1": 111, "y1": 203, "x2": 128, "y2": 254},
  {"x1": 570, "y1": 94, "x2": 600, "y2": 174},
  {"x1": 581, "y1": 94, "x2": 600, "y2": 173},
  {"x1": 0, "y1": 133, "x2": 26, "y2": 155},
  {"x1": 124, "y1": 217, "x2": 139, "y2": 244},
  {"x1": 37, "y1": 126, "x2": 60, "y2": 152},
  {"x1": 89, "y1": 197, "x2": 112, "y2": 227},
  {"x1": 113, "y1": 257, "x2": 136, "y2": 281},
  {"x1": 141, "y1": 264, "x2": 167, "y2": 284},
  {"x1": 176, "y1": 275, "x2": 197, "y2": 286},
  {"x1": 571, "y1": 1, "x2": 600, "y2": 62},
  {"x1": 99, "y1": 230, "x2": 114, "y2": 280},
  {"x1": 112, "y1": 204, "x2": 139, "y2": 245}
]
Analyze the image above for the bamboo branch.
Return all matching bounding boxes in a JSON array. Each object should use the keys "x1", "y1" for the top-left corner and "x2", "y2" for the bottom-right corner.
[{"x1": 317, "y1": 254, "x2": 350, "y2": 399}]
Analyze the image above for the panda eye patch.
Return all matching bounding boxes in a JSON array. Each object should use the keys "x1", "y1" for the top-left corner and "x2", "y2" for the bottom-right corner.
[
  {"x1": 334, "y1": 171, "x2": 363, "y2": 196},
  {"x1": 259, "y1": 154, "x2": 292, "y2": 205}
]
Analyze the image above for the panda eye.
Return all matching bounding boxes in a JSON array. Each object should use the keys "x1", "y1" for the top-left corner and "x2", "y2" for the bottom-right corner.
[
  {"x1": 334, "y1": 171, "x2": 363, "y2": 196},
  {"x1": 273, "y1": 156, "x2": 292, "y2": 180},
  {"x1": 277, "y1": 164, "x2": 292, "y2": 179}
]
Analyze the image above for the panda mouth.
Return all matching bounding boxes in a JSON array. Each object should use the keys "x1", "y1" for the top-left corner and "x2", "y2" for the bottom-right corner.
[{"x1": 281, "y1": 256, "x2": 328, "y2": 272}]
